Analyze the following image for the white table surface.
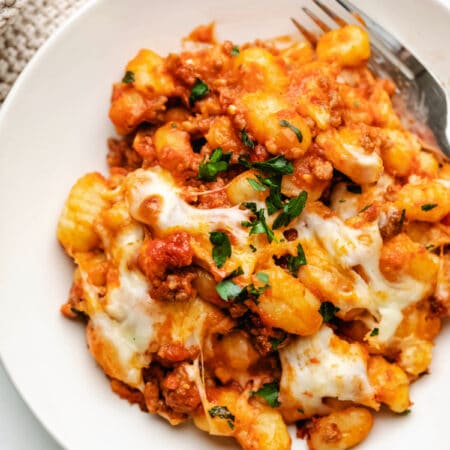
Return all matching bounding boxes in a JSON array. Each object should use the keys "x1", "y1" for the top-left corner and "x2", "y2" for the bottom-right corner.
[{"x1": 1, "y1": 0, "x2": 450, "y2": 448}]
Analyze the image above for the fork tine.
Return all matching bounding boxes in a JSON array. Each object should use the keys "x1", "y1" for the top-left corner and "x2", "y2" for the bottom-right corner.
[
  {"x1": 301, "y1": 6, "x2": 331, "y2": 32},
  {"x1": 312, "y1": 0, "x2": 347, "y2": 27},
  {"x1": 291, "y1": 17, "x2": 318, "y2": 45}
]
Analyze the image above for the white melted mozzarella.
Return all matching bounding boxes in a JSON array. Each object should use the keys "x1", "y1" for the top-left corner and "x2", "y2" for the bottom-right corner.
[
  {"x1": 279, "y1": 326, "x2": 375, "y2": 416},
  {"x1": 126, "y1": 167, "x2": 251, "y2": 244},
  {"x1": 297, "y1": 212, "x2": 429, "y2": 342},
  {"x1": 90, "y1": 224, "x2": 161, "y2": 387}
]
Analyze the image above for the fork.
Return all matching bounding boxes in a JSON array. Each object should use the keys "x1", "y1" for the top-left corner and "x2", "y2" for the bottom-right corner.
[{"x1": 292, "y1": 0, "x2": 450, "y2": 160}]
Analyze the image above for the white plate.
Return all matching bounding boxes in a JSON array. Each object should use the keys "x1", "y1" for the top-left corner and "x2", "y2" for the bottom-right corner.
[{"x1": 0, "y1": 0, "x2": 449, "y2": 449}]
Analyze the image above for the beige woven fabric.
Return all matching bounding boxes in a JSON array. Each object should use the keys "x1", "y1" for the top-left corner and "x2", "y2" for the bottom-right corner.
[{"x1": 0, "y1": 0, "x2": 87, "y2": 103}]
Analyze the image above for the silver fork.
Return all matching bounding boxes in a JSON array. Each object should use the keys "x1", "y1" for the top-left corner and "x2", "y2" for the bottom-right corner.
[{"x1": 292, "y1": 0, "x2": 450, "y2": 160}]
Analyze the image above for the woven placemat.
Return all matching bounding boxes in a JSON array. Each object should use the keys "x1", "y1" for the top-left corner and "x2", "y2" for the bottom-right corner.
[{"x1": 0, "y1": 0, "x2": 87, "y2": 103}]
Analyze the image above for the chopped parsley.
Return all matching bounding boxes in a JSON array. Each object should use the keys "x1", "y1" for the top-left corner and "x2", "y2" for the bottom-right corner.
[
  {"x1": 242, "y1": 203, "x2": 275, "y2": 243},
  {"x1": 251, "y1": 382, "x2": 281, "y2": 408},
  {"x1": 359, "y1": 204, "x2": 372, "y2": 213},
  {"x1": 370, "y1": 328, "x2": 379, "y2": 337},
  {"x1": 239, "y1": 155, "x2": 294, "y2": 176},
  {"x1": 256, "y1": 174, "x2": 284, "y2": 215},
  {"x1": 256, "y1": 272, "x2": 269, "y2": 284},
  {"x1": 209, "y1": 231, "x2": 231, "y2": 268},
  {"x1": 286, "y1": 243, "x2": 307, "y2": 277},
  {"x1": 189, "y1": 78, "x2": 210, "y2": 106},
  {"x1": 279, "y1": 119, "x2": 303, "y2": 143},
  {"x1": 198, "y1": 147, "x2": 231, "y2": 181},
  {"x1": 425, "y1": 244, "x2": 435, "y2": 251},
  {"x1": 122, "y1": 71, "x2": 135, "y2": 83},
  {"x1": 396, "y1": 208, "x2": 406, "y2": 233},
  {"x1": 216, "y1": 279, "x2": 243, "y2": 302},
  {"x1": 347, "y1": 184, "x2": 362, "y2": 194},
  {"x1": 272, "y1": 191, "x2": 308, "y2": 229},
  {"x1": 208, "y1": 406, "x2": 235, "y2": 429},
  {"x1": 240, "y1": 128, "x2": 255, "y2": 149},
  {"x1": 269, "y1": 333, "x2": 287, "y2": 351},
  {"x1": 247, "y1": 178, "x2": 266, "y2": 191},
  {"x1": 230, "y1": 45, "x2": 240, "y2": 56},
  {"x1": 421, "y1": 203, "x2": 438, "y2": 211},
  {"x1": 319, "y1": 301, "x2": 340, "y2": 322}
]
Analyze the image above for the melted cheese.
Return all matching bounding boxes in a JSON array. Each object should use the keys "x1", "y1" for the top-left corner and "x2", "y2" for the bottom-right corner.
[
  {"x1": 126, "y1": 167, "x2": 251, "y2": 244},
  {"x1": 296, "y1": 212, "x2": 429, "y2": 342},
  {"x1": 279, "y1": 326, "x2": 376, "y2": 415},
  {"x1": 88, "y1": 221, "x2": 216, "y2": 388}
]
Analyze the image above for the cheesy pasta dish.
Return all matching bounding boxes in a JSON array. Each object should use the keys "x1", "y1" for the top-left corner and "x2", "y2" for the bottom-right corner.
[{"x1": 57, "y1": 22, "x2": 450, "y2": 450}]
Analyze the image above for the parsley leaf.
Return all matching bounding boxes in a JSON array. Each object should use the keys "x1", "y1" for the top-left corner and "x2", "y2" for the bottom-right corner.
[
  {"x1": 198, "y1": 147, "x2": 230, "y2": 181},
  {"x1": 269, "y1": 333, "x2": 287, "y2": 351},
  {"x1": 257, "y1": 174, "x2": 284, "y2": 215},
  {"x1": 231, "y1": 45, "x2": 240, "y2": 56},
  {"x1": 242, "y1": 204, "x2": 275, "y2": 243},
  {"x1": 215, "y1": 267, "x2": 244, "y2": 301},
  {"x1": 122, "y1": 71, "x2": 135, "y2": 83},
  {"x1": 189, "y1": 78, "x2": 210, "y2": 106},
  {"x1": 239, "y1": 155, "x2": 294, "y2": 176},
  {"x1": 359, "y1": 204, "x2": 372, "y2": 213},
  {"x1": 251, "y1": 382, "x2": 281, "y2": 408},
  {"x1": 347, "y1": 184, "x2": 362, "y2": 194},
  {"x1": 370, "y1": 328, "x2": 379, "y2": 337},
  {"x1": 272, "y1": 191, "x2": 308, "y2": 229},
  {"x1": 240, "y1": 128, "x2": 255, "y2": 149},
  {"x1": 247, "y1": 178, "x2": 266, "y2": 191},
  {"x1": 208, "y1": 406, "x2": 235, "y2": 429},
  {"x1": 209, "y1": 231, "x2": 231, "y2": 268},
  {"x1": 279, "y1": 119, "x2": 303, "y2": 143},
  {"x1": 421, "y1": 203, "x2": 438, "y2": 211},
  {"x1": 287, "y1": 243, "x2": 307, "y2": 277},
  {"x1": 396, "y1": 208, "x2": 406, "y2": 233},
  {"x1": 216, "y1": 279, "x2": 243, "y2": 301},
  {"x1": 425, "y1": 244, "x2": 435, "y2": 250},
  {"x1": 256, "y1": 272, "x2": 269, "y2": 284},
  {"x1": 319, "y1": 302, "x2": 340, "y2": 322}
]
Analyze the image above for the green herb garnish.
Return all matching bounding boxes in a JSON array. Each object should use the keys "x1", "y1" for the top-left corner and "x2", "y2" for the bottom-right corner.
[
  {"x1": 421, "y1": 203, "x2": 437, "y2": 211},
  {"x1": 286, "y1": 243, "x2": 307, "y2": 277},
  {"x1": 359, "y1": 204, "x2": 372, "y2": 213},
  {"x1": 256, "y1": 272, "x2": 269, "y2": 284},
  {"x1": 319, "y1": 302, "x2": 340, "y2": 322},
  {"x1": 231, "y1": 45, "x2": 240, "y2": 56},
  {"x1": 272, "y1": 191, "x2": 308, "y2": 229},
  {"x1": 122, "y1": 71, "x2": 135, "y2": 83},
  {"x1": 189, "y1": 78, "x2": 210, "y2": 106},
  {"x1": 240, "y1": 128, "x2": 255, "y2": 149},
  {"x1": 251, "y1": 382, "x2": 280, "y2": 408},
  {"x1": 279, "y1": 119, "x2": 303, "y2": 143},
  {"x1": 239, "y1": 155, "x2": 294, "y2": 176},
  {"x1": 242, "y1": 204, "x2": 275, "y2": 243},
  {"x1": 425, "y1": 244, "x2": 435, "y2": 250},
  {"x1": 216, "y1": 279, "x2": 243, "y2": 301},
  {"x1": 397, "y1": 208, "x2": 406, "y2": 233},
  {"x1": 209, "y1": 231, "x2": 231, "y2": 268},
  {"x1": 269, "y1": 333, "x2": 287, "y2": 351},
  {"x1": 208, "y1": 406, "x2": 235, "y2": 429},
  {"x1": 247, "y1": 178, "x2": 266, "y2": 191},
  {"x1": 198, "y1": 147, "x2": 231, "y2": 181},
  {"x1": 370, "y1": 328, "x2": 379, "y2": 336}
]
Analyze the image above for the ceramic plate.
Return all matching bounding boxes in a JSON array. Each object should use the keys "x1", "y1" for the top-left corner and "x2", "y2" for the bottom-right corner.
[{"x1": 0, "y1": 0, "x2": 449, "y2": 449}]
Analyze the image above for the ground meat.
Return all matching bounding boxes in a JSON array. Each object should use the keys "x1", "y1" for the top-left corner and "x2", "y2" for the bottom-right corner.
[
  {"x1": 150, "y1": 269, "x2": 197, "y2": 302},
  {"x1": 156, "y1": 343, "x2": 199, "y2": 365},
  {"x1": 161, "y1": 365, "x2": 201, "y2": 414},
  {"x1": 110, "y1": 379, "x2": 147, "y2": 411},
  {"x1": 237, "y1": 312, "x2": 287, "y2": 356},
  {"x1": 107, "y1": 137, "x2": 143, "y2": 171},
  {"x1": 138, "y1": 232, "x2": 194, "y2": 282}
]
